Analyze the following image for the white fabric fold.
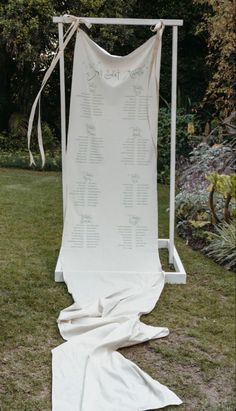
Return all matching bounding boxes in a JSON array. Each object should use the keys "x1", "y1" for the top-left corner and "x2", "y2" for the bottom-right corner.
[
  {"x1": 53, "y1": 282, "x2": 182, "y2": 410},
  {"x1": 150, "y1": 21, "x2": 164, "y2": 33},
  {"x1": 52, "y1": 27, "x2": 182, "y2": 410}
]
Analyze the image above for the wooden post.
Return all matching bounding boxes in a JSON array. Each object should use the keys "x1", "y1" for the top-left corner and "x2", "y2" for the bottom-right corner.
[
  {"x1": 169, "y1": 25, "x2": 178, "y2": 264},
  {"x1": 58, "y1": 20, "x2": 67, "y2": 218}
]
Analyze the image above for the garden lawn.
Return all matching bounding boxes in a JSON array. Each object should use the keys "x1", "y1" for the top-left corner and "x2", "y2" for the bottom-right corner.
[{"x1": 0, "y1": 168, "x2": 235, "y2": 411}]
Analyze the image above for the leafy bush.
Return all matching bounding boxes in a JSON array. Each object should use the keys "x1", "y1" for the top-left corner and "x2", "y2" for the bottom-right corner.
[
  {"x1": 178, "y1": 142, "x2": 235, "y2": 193},
  {"x1": 204, "y1": 222, "x2": 236, "y2": 271},
  {"x1": 206, "y1": 173, "x2": 236, "y2": 223},
  {"x1": 175, "y1": 191, "x2": 212, "y2": 249},
  {"x1": 9, "y1": 112, "x2": 28, "y2": 138},
  {"x1": 157, "y1": 108, "x2": 201, "y2": 183},
  {"x1": 173, "y1": 121, "x2": 235, "y2": 269},
  {"x1": 0, "y1": 150, "x2": 61, "y2": 171},
  {"x1": 39, "y1": 122, "x2": 58, "y2": 153},
  {"x1": 0, "y1": 131, "x2": 27, "y2": 151},
  {"x1": 0, "y1": 120, "x2": 58, "y2": 153},
  {"x1": 176, "y1": 189, "x2": 228, "y2": 227},
  {"x1": 176, "y1": 191, "x2": 210, "y2": 224},
  {"x1": 205, "y1": 113, "x2": 236, "y2": 146}
]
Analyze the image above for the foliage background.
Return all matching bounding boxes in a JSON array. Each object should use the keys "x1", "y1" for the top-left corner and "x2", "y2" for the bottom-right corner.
[{"x1": 1, "y1": 0, "x2": 232, "y2": 147}]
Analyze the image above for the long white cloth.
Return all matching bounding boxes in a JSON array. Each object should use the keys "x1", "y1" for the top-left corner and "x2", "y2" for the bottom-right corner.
[{"x1": 52, "y1": 28, "x2": 182, "y2": 410}]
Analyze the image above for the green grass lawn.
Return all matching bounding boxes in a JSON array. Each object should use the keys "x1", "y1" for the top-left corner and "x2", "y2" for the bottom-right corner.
[{"x1": 0, "y1": 168, "x2": 235, "y2": 411}]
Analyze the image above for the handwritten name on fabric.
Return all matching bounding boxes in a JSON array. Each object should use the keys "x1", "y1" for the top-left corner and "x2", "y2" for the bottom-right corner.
[
  {"x1": 52, "y1": 28, "x2": 182, "y2": 410},
  {"x1": 85, "y1": 64, "x2": 148, "y2": 82}
]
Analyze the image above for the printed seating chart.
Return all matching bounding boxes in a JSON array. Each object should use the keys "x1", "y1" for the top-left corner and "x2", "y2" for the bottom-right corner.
[
  {"x1": 52, "y1": 27, "x2": 182, "y2": 411},
  {"x1": 62, "y1": 30, "x2": 162, "y2": 302}
]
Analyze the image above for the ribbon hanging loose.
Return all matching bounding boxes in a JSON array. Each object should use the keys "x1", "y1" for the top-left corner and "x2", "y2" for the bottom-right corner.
[{"x1": 27, "y1": 16, "x2": 92, "y2": 167}]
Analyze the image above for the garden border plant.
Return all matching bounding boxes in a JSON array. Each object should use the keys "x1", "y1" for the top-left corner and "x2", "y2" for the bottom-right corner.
[{"x1": 175, "y1": 139, "x2": 236, "y2": 272}]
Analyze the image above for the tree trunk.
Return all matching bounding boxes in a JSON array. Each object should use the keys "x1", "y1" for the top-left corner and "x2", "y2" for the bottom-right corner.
[
  {"x1": 224, "y1": 193, "x2": 232, "y2": 223},
  {"x1": 208, "y1": 188, "x2": 220, "y2": 224}
]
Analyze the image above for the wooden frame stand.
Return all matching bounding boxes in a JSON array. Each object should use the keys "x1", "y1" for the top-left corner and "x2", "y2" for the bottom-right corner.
[{"x1": 53, "y1": 15, "x2": 186, "y2": 285}]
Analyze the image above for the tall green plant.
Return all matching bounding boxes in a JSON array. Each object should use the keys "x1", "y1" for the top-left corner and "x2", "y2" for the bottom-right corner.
[
  {"x1": 206, "y1": 173, "x2": 236, "y2": 223},
  {"x1": 8, "y1": 112, "x2": 28, "y2": 138},
  {"x1": 157, "y1": 108, "x2": 200, "y2": 182},
  {"x1": 204, "y1": 222, "x2": 236, "y2": 271}
]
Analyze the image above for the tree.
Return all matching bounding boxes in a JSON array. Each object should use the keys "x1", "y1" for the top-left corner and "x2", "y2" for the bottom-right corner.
[
  {"x1": 0, "y1": 1, "x2": 217, "y2": 142},
  {"x1": 194, "y1": 0, "x2": 236, "y2": 118},
  {"x1": 0, "y1": 0, "x2": 137, "y2": 140},
  {"x1": 0, "y1": 0, "x2": 56, "y2": 135}
]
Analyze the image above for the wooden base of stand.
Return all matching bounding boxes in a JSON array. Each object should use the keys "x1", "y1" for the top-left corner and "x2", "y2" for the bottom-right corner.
[{"x1": 55, "y1": 239, "x2": 186, "y2": 284}]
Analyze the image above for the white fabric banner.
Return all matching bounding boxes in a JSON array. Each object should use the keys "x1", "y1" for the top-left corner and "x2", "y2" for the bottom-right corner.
[{"x1": 52, "y1": 28, "x2": 182, "y2": 410}]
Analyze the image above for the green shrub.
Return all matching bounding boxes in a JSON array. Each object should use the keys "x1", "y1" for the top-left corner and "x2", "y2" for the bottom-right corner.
[
  {"x1": 206, "y1": 173, "x2": 236, "y2": 224},
  {"x1": 175, "y1": 191, "x2": 212, "y2": 248},
  {"x1": 175, "y1": 187, "x2": 234, "y2": 247},
  {"x1": 157, "y1": 108, "x2": 201, "y2": 183},
  {"x1": 178, "y1": 142, "x2": 235, "y2": 193},
  {"x1": 175, "y1": 167, "x2": 236, "y2": 269},
  {"x1": 175, "y1": 191, "x2": 211, "y2": 224},
  {"x1": 0, "y1": 131, "x2": 27, "y2": 151},
  {"x1": 204, "y1": 222, "x2": 236, "y2": 271},
  {"x1": 9, "y1": 112, "x2": 28, "y2": 138},
  {"x1": 40, "y1": 122, "x2": 58, "y2": 153},
  {"x1": 0, "y1": 120, "x2": 58, "y2": 153},
  {"x1": 0, "y1": 150, "x2": 61, "y2": 171}
]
